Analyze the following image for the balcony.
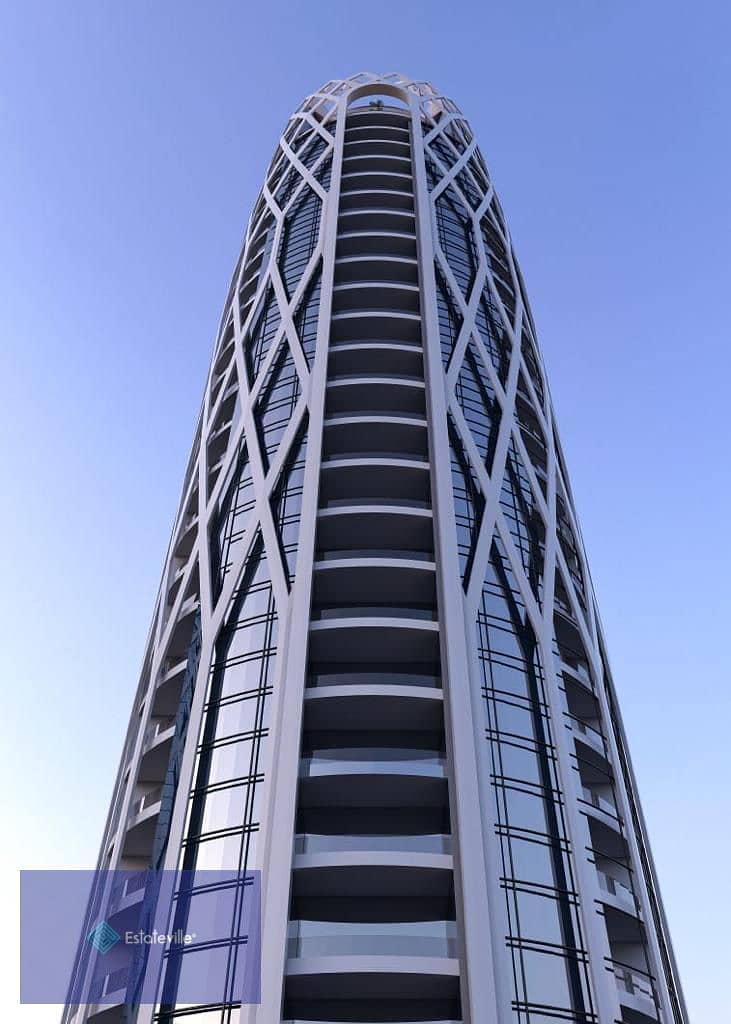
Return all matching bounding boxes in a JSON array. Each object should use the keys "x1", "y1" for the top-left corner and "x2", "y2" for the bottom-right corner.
[
  {"x1": 307, "y1": 667, "x2": 441, "y2": 689},
  {"x1": 336, "y1": 205, "x2": 415, "y2": 236},
  {"x1": 107, "y1": 871, "x2": 148, "y2": 916},
  {"x1": 123, "y1": 786, "x2": 163, "y2": 859},
  {"x1": 285, "y1": 852, "x2": 460, "y2": 1007},
  {"x1": 330, "y1": 308, "x2": 421, "y2": 345},
  {"x1": 597, "y1": 868, "x2": 636, "y2": 914},
  {"x1": 332, "y1": 281, "x2": 420, "y2": 316},
  {"x1": 153, "y1": 658, "x2": 187, "y2": 717},
  {"x1": 284, "y1": 1020, "x2": 459, "y2": 1024},
  {"x1": 291, "y1": 835, "x2": 453, "y2": 884},
  {"x1": 312, "y1": 557, "x2": 436, "y2": 615},
  {"x1": 339, "y1": 187, "x2": 414, "y2": 213},
  {"x1": 566, "y1": 714, "x2": 605, "y2": 755},
  {"x1": 316, "y1": 504, "x2": 433, "y2": 560},
  {"x1": 336, "y1": 228, "x2": 417, "y2": 260},
  {"x1": 129, "y1": 786, "x2": 163, "y2": 821},
  {"x1": 611, "y1": 961, "x2": 659, "y2": 1019},
  {"x1": 340, "y1": 173, "x2": 413, "y2": 198},
  {"x1": 298, "y1": 744, "x2": 447, "y2": 823},
  {"x1": 580, "y1": 785, "x2": 619, "y2": 821},
  {"x1": 341, "y1": 165, "x2": 413, "y2": 188},
  {"x1": 343, "y1": 136, "x2": 412, "y2": 159},
  {"x1": 284, "y1": 970, "x2": 460, "y2": 1024},
  {"x1": 335, "y1": 255, "x2": 418, "y2": 286},
  {"x1": 284, "y1": 950, "x2": 460, "y2": 1019},
  {"x1": 308, "y1": 615, "x2": 439, "y2": 663},
  {"x1": 322, "y1": 414, "x2": 427, "y2": 460},
  {"x1": 312, "y1": 606, "x2": 435, "y2": 624},
  {"x1": 318, "y1": 456, "x2": 430, "y2": 509},
  {"x1": 142, "y1": 716, "x2": 176, "y2": 751},
  {"x1": 316, "y1": 546, "x2": 433, "y2": 563},
  {"x1": 137, "y1": 716, "x2": 176, "y2": 784},
  {"x1": 344, "y1": 115, "x2": 411, "y2": 134},
  {"x1": 87, "y1": 964, "x2": 128, "y2": 1006},
  {"x1": 342, "y1": 154, "x2": 412, "y2": 176},
  {"x1": 556, "y1": 651, "x2": 594, "y2": 690},
  {"x1": 303, "y1": 685, "x2": 443, "y2": 737},
  {"x1": 326, "y1": 374, "x2": 425, "y2": 416},
  {"x1": 328, "y1": 341, "x2": 422, "y2": 378}
]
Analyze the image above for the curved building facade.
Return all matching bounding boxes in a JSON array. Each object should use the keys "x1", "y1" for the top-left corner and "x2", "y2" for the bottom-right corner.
[{"x1": 64, "y1": 72, "x2": 687, "y2": 1024}]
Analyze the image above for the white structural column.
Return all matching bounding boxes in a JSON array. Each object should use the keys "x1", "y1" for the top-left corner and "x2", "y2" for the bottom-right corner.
[{"x1": 410, "y1": 92, "x2": 507, "y2": 1024}]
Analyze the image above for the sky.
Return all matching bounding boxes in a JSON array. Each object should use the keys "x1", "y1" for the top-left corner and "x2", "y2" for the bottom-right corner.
[{"x1": 1, "y1": 0, "x2": 729, "y2": 1018}]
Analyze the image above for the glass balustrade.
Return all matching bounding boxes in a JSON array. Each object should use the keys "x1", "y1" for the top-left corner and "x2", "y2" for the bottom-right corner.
[
  {"x1": 612, "y1": 962, "x2": 657, "y2": 1003},
  {"x1": 129, "y1": 786, "x2": 163, "y2": 819},
  {"x1": 597, "y1": 869, "x2": 635, "y2": 907},
  {"x1": 108, "y1": 870, "x2": 148, "y2": 911},
  {"x1": 311, "y1": 605, "x2": 436, "y2": 621},
  {"x1": 284, "y1": 1020, "x2": 460, "y2": 1024},
  {"x1": 323, "y1": 449, "x2": 427, "y2": 462},
  {"x1": 320, "y1": 496, "x2": 430, "y2": 509},
  {"x1": 300, "y1": 748, "x2": 446, "y2": 778},
  {"x1": 567, "y1": 714, "x2": 605, "y2": 753},
  {"x1": 580, "y1": 786, "x2": 617, "y2": 817},
  {"x1": 307, "y1": 669, "x2": 441, "y2": 689},
  {"x1": 143, "y1": 716, "x2": 176, "y2": 748},
  {"x1": 89, "y1": 966, "x2": 129, "y2": 1002},
  {"x1": 287, "y1": 918, "x2": 457, "y2": 958},
  {"x1": 294, "y1": 833, "x2": 451, "y2": 855},
  {"x1": 556, "y1": 651, "x2": 593, "y2": 687},
  {"x1": 325, "y1": 408, "x2": 423, "y2": 420},
  {"x1": 315, "y1": 548, "x2": 434, "y2": 562}
]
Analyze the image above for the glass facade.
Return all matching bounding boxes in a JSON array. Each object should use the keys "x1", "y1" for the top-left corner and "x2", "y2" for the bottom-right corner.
[{"x1": 64, "y1": 73, "x2": 687, "y2": 1024}]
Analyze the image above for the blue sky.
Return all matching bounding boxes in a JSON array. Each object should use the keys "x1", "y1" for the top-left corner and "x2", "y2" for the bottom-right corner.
[{"x1": 1, "y1": 1, "x2": 729, "y2": 1019}]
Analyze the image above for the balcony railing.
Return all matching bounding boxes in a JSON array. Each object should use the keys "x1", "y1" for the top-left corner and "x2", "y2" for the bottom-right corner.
[
  {"x1": 294, "y1": 833, "x2": 452, "y2": 855},
  {"x1": 109, "y1": 870, "x2": 148, "y2": 910},
  {"x1": 307, "y1": 669, "x2": 441, "y2": 689},
  {"x1": 129, "y1": 786, "x2": 163, "y2": 820},
  {"x1": 566, "y1": 714, "x2": 605, "y2": 754},
  {"x1": 89, "y1": 966, "x2": 129, "y2": 1002},
  {"x1": 300, "y1": 748, "x2": 446, "y2": 779},
  {"x1": 580, "y1": 786, "x2": 617, "y2": 818},
  {"x1": 311, "y1": 605, "x2": 437, "y2": 622},
  {"x1": 315, "y1": 548, "x2": 434, "y2": 562},
  {"x1": 597, "y1": 869, "x2": 635, "y2": 908},
  {"x1": 556, "y1": 652, "x2": 593, "y2": 687},
  {"x1": 287, "y1": 919, "x2": 457, "y2": 958},
  {"x1": 143, "y1": 716, "x2": 176, "y2": 748},
  {"x1": 611, "y1": 961, "x2": 657, "y2": 1005}
]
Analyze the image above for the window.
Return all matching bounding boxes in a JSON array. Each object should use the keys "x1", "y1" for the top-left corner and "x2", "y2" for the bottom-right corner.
[
  {"x1": 476, "y1": 541, "x2": 594, "y2": 1020},
  {"x1": 278, "y1": 186, "x2": 321, "y2": 300},
  {"x1": 253, "y1": 342, "x2": 301, "y2": 471},
  {"x1": 455, "y1": 339, "x2": 501, "y2": 474},
  {"x1": 435, "y1": 186, "x2": 477, "y2": 301},
  {"x1": 435, "y1": 264, "x2": 463, "y2": 368},
  {"x1": 448, "y1": 415, "x2": 484, "y2": 587},
  {"x1": 244, "y1": 286, "x2": 280, "y2": 387},
  {"x1": 270, "y1": 420, "x2": 308, "y2": 586}
]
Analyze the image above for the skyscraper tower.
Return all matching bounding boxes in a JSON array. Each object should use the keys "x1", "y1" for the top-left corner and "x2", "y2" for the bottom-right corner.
[{"x1": 65, "y1": 72, "x2": 687, "y2": 1024}]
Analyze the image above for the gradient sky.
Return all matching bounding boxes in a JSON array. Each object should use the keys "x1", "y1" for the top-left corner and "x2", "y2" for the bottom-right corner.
[{"x1": 1, "y1": 2, "x2": 729, "y2": 1019}]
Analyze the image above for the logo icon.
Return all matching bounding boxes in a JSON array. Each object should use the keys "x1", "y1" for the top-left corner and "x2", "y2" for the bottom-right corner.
[{"x1": 87, "y1": 920, "x2": 121, "y2": 954}]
